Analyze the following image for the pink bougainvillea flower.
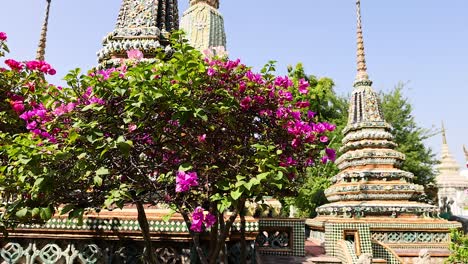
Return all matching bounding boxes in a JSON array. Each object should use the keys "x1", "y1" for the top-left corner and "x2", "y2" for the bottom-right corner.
[
  {"x1": 204, "y1": 213, "x2": 217, "y2": 228},
  {"x1": 280, "y1": 156, "x2": 297, "y2": 167},
  {"x1": 325, "y1": 148, "x2": 336, "y2": 161},
  {"x1": 0, "y1": 32, "x2": 7, "y2": 41},
  {"x1": 295, "y1": 101, "x2": 310, "y2": 109},
  {"x1": 5, "y1": 59, "x2": 23, "y2": 71},
  {"x1": 25, "y1": 60, "x2": 56, "y2": 75},
  {"x1": 202, "y1": 48, "x2": 214, "y2": 59},
  {"x1": 197, "y1": 134, "x2": 206, "y2": 143},
  {"x1": 298, "y1": 78, "x2": 310, "y2": 94},
  {"x1": 321, "y1": 156, "x2": 329, "y2": 164},
  {"x1": 240, "y1": 96, "x2": 252, "y2": 110},
  {"x1": 175, "y1": 171, "x2": 199, "y2": 193},
  {"x1": 9, "y1": 100, "x2": 25, "y2": 114},
  {"x1": 212, "y1": 46, "x2": 228, "y2": 58},
  {"x1": 128, "y1": 123, "x2": 137, "y2": 133},
  {"x1": 48, "y1": 68, "x2": 56, "y2": 75},
  {"x1": 190, "y1": 207, "x2": 217, "y2": 232},
  {"x1": 323, "y1": 122, "x2": 336, "y2": 132},
  {"x1": 274, "y1": 76, "x2": 293, "y2": 89},
  {"x1": 127, "y1": 49, "x2": 144, "y2": 60},
  {"x1": 190, "y1": 207, "x2": 204, "y2": 232},
  {"x1": 320, "y1": 136, "x2": 329, "y2": 143},
  {"x1": 307, "y1": 110, "x2": 316, "y2": 119},
  {"x1": 239, "y1": 81, "x2": 246, "y2": 93},
  {"x1": 207, "y1": 67, "x2": 216, "y2": 77}
]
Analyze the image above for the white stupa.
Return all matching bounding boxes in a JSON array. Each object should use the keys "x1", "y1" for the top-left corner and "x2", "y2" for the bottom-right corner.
[
  {"x1": 461, "y1": 145, "x2": 468, "y2": 179},
  {"x1": 436, "y1": 124, "x2": 468, "y2": 216}
]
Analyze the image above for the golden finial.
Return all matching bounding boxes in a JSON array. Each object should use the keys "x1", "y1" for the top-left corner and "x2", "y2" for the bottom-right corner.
[
  {"x1": 355, "y1": 0, "x2": 369, "y2": 84},
  {"x1": 36, "y1": 0, "x2": 52, "y2": 61}
]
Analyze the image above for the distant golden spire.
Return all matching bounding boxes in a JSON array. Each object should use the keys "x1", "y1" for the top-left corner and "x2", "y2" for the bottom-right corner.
[
  {"x1": 355, "y1": 0, "x2": 370, "y2": 84},
  {"x1": 36, "y1": 0, "x2": 52, "y2": 61}
]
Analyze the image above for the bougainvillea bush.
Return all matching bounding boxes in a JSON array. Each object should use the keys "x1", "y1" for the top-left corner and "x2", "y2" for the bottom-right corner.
[{"x1": 0, "y1": 31, "x2": 335, "y2": 263}]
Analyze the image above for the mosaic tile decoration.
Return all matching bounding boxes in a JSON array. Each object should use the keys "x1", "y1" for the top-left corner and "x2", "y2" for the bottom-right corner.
[
  {"x1": 0, "y1": 239, "x2": 192, "y2": 264},
  {"x1": 371, "y1": 240, "x2": 403, "y2": 264},
  {"x1": 335, "y1": 239, "x2": 358, "y2": 263},
  {"x1": 256, "y1": 219, "x2": 305, "y2": 257},
  {"x1": 371, "y1": 231, "x2": 450, "y2": 245},
  {"x1": 14, "y1": 215, "x2": 260, "y2": 234},
  {"x1": 324, "y1": 222, "x2": 372, "y2": 257}
]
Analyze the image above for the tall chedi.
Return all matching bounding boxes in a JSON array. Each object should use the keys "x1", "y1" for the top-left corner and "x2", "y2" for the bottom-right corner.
[
  {"x1": 97, "y1": 0, "x2": 179, "y2": 68},
  {"x1": 436, "y1": 123, "x2": 468, "y2": 216},
  {"x1": 307, "y1": 1, "x2": 460, "y2": 263},
  {"x1": 180, "y1": 0, "x2": 226, "y2": 51}
]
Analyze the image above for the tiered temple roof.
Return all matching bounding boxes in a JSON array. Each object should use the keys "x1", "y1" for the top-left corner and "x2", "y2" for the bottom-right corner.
[
  {"x1": 180, "y1": 0, "x2": 226, "y2": 52},
  {"x1": 97, "y1": 0, "x2": 179, "y2": 68},
  {"x1": 316, "y1": 0, "x2": 437, "y2": 218}
]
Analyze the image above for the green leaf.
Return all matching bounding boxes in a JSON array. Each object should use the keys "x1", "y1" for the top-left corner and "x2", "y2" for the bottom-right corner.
[
  {"x1": 96, "y1": 167, "x2": 110, "y2": 176},
  {"x1": 178, "y1": 163, "x2": 192, "y2": 172},
  {"x1": 230, "y1": 188, "x2": 243, "y2": 200},
  {"x1": 162, "y1": 210, "x2": 175, "y2": 222},
  {"x1": 60, "y1": 204, "x2": 75, "y2": 215},
  {"x1": 40, "y1": 207, "x2": 53, "y2": 220},
  {"x1": 94, "y1": 175, "x2": 103, "y2": 187},
  {"x1": 257, "y1": 172, "x2": 270, "y2": 181},
  {"x1": 31, "y1": 208, "x2": 40, "y2": 218},
  {"x1": 16, "y1": 208, "x2": 28, "y2": 219}
]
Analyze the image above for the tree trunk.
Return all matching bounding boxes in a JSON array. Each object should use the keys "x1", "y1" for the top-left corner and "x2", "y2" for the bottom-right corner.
[
  {"x1": 209, "y1": 198, "x2": 245, "y2": 263},
  {"x1": 181, "y1": 211, "x2": 209, "y2": 264},
  {"x1": 240, "y1": 202, "x2": 247, "y2": 264},
  {"x1": 218, "y1": 212, "x2": 227, "y2": 264},
  {"x1": 135, "y1": 200, "x2": 160, "y2": 264}
]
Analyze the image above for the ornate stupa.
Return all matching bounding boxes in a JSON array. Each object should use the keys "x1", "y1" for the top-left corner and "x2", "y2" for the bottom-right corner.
[
  {"x1": 97, "y1": 0, "x2": 179, "y2": 68},
  {"x1": 307, "y1": 1, "x2": 460, "y2": 263},
  {"x1": 436, "y1": 123, "x2": 468, "y2": 215},
  {"x1": 180, "y1": 0, "x2": 226, "y2": 51}
]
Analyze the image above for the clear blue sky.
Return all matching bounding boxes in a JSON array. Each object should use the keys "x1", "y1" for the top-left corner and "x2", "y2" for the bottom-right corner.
[{"x1": 1, "y1": 0, "x2": 467, "y2": 167}]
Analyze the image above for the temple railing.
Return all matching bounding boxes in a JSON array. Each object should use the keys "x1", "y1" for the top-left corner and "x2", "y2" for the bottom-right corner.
[{"x1": 254, "y1": 218, "x2": 305, "y2": 257}]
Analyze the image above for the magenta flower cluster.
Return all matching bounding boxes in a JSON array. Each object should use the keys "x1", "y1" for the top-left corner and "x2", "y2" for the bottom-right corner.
[
  {"x1": 175, "y1": 170, "x2": 199, "y2": 193},
  {"x1": 9, "y1": 84, "x2": 105, "y2": 143},
  {"x1": 19, "y1": 103, "x2": 57, "y2": 142},
  {"x1": 0, "y1": 32, "x2": 6, "y2": 41},
  {"x1": 204, "y1": 56, "x2": 337, "y2": 167},
  {"x1": 25, "y1": 60, "x2": 56, "y2": 75},
  {"x1": 190, "y1": 207, "x2": 217, "y2": 233},
  {"x1": 4, "y1": 59, "x2": 56, "y2": 75}
]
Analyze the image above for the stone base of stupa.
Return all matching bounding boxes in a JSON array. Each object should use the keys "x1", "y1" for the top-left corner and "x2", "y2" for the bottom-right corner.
[{"x1": 306, "y1": 215, "x2": 461, "y2": 264}]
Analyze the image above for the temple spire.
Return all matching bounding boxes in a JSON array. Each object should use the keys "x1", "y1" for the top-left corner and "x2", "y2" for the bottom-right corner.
[
  {"x1": 355, "y1": 0, "x2": 370, "y2": 84},
  {"x1": 442, "y1": 121, "x2": 448, "y2": 144},
  {"x1": 36, "y1": 0, "x2": 52, "y2": 61},
  {"x1": 181, "y1": 0, "x2": 226, "y2": 52},
  {"x1": 438, "y1": 123, "x2": 461, "y2": 174},
  {"x1": 464, "y1": 145, "x2": 468, "y2": 162}
]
